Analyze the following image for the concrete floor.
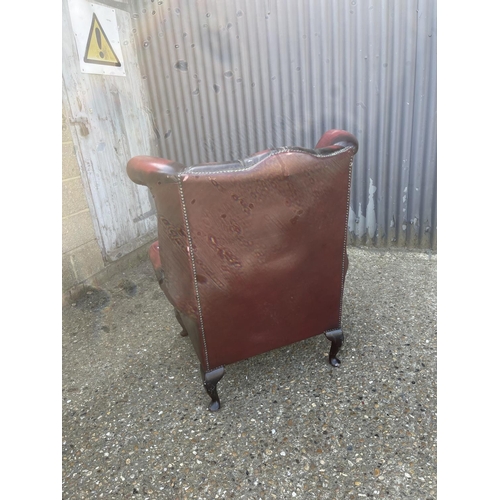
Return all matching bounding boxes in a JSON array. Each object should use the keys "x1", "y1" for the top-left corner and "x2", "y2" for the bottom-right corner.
[{"x1": 62, "y1": 247, "x2": 437, "y2": 499}]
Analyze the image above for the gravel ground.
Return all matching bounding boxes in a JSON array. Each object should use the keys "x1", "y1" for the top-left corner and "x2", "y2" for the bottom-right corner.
[{"x1": 62, "y1": 247, "x2": 437, "y2": 500}]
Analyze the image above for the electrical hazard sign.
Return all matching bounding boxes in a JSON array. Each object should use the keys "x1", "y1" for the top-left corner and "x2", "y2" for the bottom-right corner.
[
  {"x1": 84, "y1": 14, "x2": 121, "y2": 67},
  {"x1": 68, "y1": 0, "x2": 126, "y2": 76}
]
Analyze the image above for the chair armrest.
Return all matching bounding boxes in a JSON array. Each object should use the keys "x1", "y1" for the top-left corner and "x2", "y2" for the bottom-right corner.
[
  {"x1": 315, "y1": 129, "x2": 359, "y2": 154},
  {"x1": 126, "y1": 156, "x2": 186, "y2": 187}
]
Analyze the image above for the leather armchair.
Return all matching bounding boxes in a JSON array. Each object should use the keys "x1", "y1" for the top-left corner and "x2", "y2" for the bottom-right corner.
[{"x1": 127, "y1": 129, "x2": 358, "y2": 410}]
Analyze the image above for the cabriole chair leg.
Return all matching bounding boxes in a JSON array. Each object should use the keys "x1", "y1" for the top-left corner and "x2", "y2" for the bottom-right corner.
[
  {"x1": 174, "y1": 309, "x2": 189, "y2": 337},
  {"x1": 200, "y1": 365, "x2": 225, "y2": 411},
  {"x1": 325, "y1": 329, "x2": 344, "y2": 367}
]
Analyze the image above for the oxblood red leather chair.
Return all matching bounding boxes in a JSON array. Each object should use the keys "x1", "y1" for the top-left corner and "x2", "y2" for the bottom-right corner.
[{"x1": 127, "y1": 129, "x2": 358, "y2": 410}]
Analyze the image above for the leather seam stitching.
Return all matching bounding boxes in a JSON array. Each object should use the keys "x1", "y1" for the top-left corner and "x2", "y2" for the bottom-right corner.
[
  {"x1": 338, "y1": 154, "x2": 354, "y2": 327},
  {"x1": 183, "y1": 146, "x2": 354, "y2": 176},
  {"x1": 177, "y1": 177, "x2": 210, "y2": 370}
]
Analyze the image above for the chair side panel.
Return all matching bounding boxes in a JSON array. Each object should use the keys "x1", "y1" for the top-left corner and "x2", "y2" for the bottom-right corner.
[
  {"x1": 182, "y1": 149, "x2": 353, "y2": 368},
  {"x1": 150, "y1": 181, "x2": 203, "y2": 362}
]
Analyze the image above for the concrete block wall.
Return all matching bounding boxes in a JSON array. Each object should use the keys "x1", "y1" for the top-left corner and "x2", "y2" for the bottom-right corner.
[
  {"x1": 62, "y1": 105, "x2": 107, "y2": 297},
  {"x1": 62, "y1": 104, "x2": 153, "y2": 304}
]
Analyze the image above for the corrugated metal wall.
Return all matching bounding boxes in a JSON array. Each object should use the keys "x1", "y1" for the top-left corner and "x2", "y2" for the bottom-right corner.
[{"x1": 131, "y1": 0, "x2": 436, "y2": 249}]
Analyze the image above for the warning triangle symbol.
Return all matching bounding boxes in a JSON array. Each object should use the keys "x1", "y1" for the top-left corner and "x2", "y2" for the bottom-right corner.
[{"x1": 83, "y1": 13, "x2": 121, "y2": 67}]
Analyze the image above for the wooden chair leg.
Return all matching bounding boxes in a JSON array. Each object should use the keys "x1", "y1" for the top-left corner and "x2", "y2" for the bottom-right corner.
[
  {"x1": 174, "y1": 309, "x2": 189, "y2": 337},
  {"x1": 325, "y1": 329, "x2": 344, "y2": 367},
  {"x1": 200, "y1": 365, "x2": 225, "y2": 411}
]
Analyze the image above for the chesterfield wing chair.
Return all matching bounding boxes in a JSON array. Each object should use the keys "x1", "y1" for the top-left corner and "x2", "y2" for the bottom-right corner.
[{"x1": 127, "y1": 129, "x2": 358, "y2": 410}]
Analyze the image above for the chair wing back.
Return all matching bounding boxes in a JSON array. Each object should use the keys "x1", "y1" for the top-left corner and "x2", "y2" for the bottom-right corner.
[{"x1": 127, "y1": 130, "x2": 358, "y2": 372}]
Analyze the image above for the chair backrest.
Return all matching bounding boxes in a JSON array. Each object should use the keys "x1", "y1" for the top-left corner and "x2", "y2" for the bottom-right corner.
[{"x1": 127, "y1": 130, "x2": 358, "y2": 371}]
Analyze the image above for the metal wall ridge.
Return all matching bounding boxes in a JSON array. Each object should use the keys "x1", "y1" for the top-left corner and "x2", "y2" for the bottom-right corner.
[{"x1": 132, "y1": 0, "x2": 436, "y2": 249}]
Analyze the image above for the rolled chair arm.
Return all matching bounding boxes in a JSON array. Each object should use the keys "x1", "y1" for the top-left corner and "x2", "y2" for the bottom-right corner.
[
  {"x1": 315, "y1": 129, "x2": 359, "y2": 154},
  {"x1": 126, "y1": 156, "x2": 186, "y2": 187}
]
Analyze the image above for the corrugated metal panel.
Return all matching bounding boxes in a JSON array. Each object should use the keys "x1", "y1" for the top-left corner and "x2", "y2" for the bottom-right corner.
[{"x1": 131, "y1": 0, "x2": 436, "y2": 249}]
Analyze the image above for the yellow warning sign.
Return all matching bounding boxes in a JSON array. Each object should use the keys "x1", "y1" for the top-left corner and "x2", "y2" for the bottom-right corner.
[{"x1": 83, "y1": 13, "x2": 121, "y2": 67}]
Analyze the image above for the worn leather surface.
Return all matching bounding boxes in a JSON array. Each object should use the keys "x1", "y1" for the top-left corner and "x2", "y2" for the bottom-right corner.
[
  {"x1": 127, "y1": 130, "x2": 358, "y2": 371},
  {"x1": 148, "y1": 240, "x2": 202, "y2": 361}
]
